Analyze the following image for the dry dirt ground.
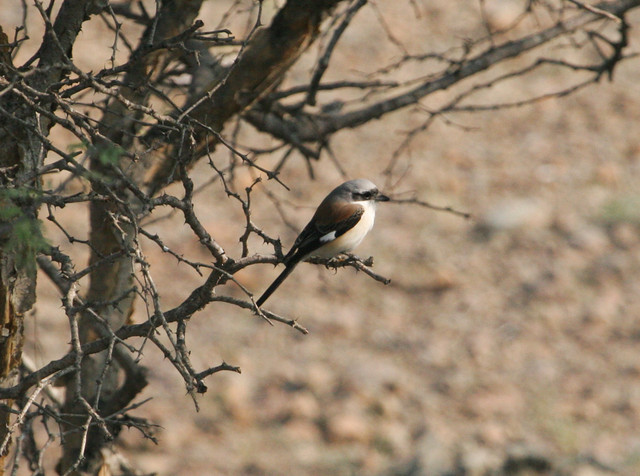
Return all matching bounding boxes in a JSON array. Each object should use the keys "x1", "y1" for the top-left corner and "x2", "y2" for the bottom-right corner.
[{"x1": 4, "y1": 1, "x2": 640, "y2": 475}]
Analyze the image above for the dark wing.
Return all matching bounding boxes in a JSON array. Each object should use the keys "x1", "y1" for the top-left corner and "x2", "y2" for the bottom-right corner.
[
  {"x1": 258, "y1": 201, "x2": 364, "y2": 306},
  {"x1": 284, "y1": 201, "x2": 364, "y2": 265}
]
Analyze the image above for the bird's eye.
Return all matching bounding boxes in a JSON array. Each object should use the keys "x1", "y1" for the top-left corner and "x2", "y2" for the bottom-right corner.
[{"x1": 361, "y1": 191, "x2": 372, "y2": 199}]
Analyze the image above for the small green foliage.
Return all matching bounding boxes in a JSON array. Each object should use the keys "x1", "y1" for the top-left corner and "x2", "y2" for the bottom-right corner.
[
  {"x1": 0, "y1": 187, "x2": 40, "y2": 201},
  {"x1": 68, "y1": 139, "x2": 89, "y2": 153},
  {"x1": 0, "y1": 189, "x2": 49, "y2": 273},
  {"x1": 70, "y1": 140, "x2": 123, "y2": 166},
  {"x1": 2, "y1": 217, "x2": 49, "y2": 273},
  {"x1": 0, "y1": 201, "x2": 21, "y2": 220},
  {"x1": 95, "y1": 143, "x2": 124, "y2": 166}
]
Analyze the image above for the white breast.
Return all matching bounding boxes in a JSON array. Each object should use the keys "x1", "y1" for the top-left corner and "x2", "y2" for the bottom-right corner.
[{"x1": 310, "y1": 201, "x2": 376, "y2": 259}]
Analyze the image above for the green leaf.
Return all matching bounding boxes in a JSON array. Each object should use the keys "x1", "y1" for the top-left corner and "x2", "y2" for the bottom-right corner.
[{"x1": 96, "y1": 144, "x2": 124, "y2": 166}]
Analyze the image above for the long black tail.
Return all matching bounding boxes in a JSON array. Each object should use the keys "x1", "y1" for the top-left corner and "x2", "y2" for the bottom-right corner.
[{"x1": 256, "y1": 263, "x2": 298, "y2": 307}]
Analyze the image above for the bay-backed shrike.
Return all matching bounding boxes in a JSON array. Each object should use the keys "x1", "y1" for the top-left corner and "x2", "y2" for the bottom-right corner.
[{"x1": 256, "y1": 179, "x2": 389, "y2": 306}]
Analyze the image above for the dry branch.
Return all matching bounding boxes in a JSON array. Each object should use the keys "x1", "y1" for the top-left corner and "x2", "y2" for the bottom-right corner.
[{"x1": 1, "y1": 0, "x2": 639, "y2": 472}]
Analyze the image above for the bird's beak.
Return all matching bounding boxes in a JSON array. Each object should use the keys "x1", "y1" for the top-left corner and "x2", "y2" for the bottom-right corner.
[{"x1": 376, "y1": 193, "x2": 390, "y2": 202}]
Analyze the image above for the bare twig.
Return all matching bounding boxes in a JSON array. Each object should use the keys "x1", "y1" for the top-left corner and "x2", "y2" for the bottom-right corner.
[{"x1": 389, "y1": 197, "x2": 472, "y2": 219}]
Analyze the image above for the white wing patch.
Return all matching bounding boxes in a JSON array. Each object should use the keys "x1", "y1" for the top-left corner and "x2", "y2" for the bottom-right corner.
[
  {"x1": 319, "y1": 231, "x2": 337, "y2": 243},
  {"x1": 309, "y1": 201, "x2": 376, "y2": 259}
]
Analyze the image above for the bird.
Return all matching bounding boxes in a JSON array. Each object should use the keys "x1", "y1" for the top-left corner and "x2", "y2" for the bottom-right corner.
[{"x1": 256, "y1": 179, "x2": 389, "y2": 307}]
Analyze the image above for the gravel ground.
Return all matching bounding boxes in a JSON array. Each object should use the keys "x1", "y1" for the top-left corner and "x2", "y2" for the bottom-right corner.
[{"x1": 7, "y1": 1, "x2": 640, "y2": 474}]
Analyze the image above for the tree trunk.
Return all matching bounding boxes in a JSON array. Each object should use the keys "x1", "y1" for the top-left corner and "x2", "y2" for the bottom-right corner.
[{"x1": 0, "y1": 83, "x2": 42, "y2": 476}]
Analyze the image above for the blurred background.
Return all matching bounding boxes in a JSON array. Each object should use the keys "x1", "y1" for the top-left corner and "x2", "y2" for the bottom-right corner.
[{"x1": 4, "y1": 0, "x2": 640, "y2": 474}]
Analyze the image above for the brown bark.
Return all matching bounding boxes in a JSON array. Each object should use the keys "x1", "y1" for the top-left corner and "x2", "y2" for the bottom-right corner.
[
  {"x1": 57, "y1": 0, "x2": 208, "y2": 471},
  {"x1": 0, "y1": 25, "x2": 38, "y2": 472},
  {"x1": 58, "y1": 3, "x2": 345, "y2": 468},
  {"x1": 244, "y1": 0, "x2": 640, "y2": 144},
  {"x1": 143, "y1": 0, "x2": 345, "y2": 195},
  {"x1": 0, "y1": 0, "x2": 106, "y2": 471},
  {"x1": 2, "y1": 0, "x2": 637, "y2": 473},
  {"x1": 0, "y1": 260, "x2": 28, "y2": 471}
]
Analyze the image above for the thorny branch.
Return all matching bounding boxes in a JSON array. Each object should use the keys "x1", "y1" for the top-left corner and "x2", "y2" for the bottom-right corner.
[{"x1": 1, "y1": 0, "x2": 639, "y2": 472}]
